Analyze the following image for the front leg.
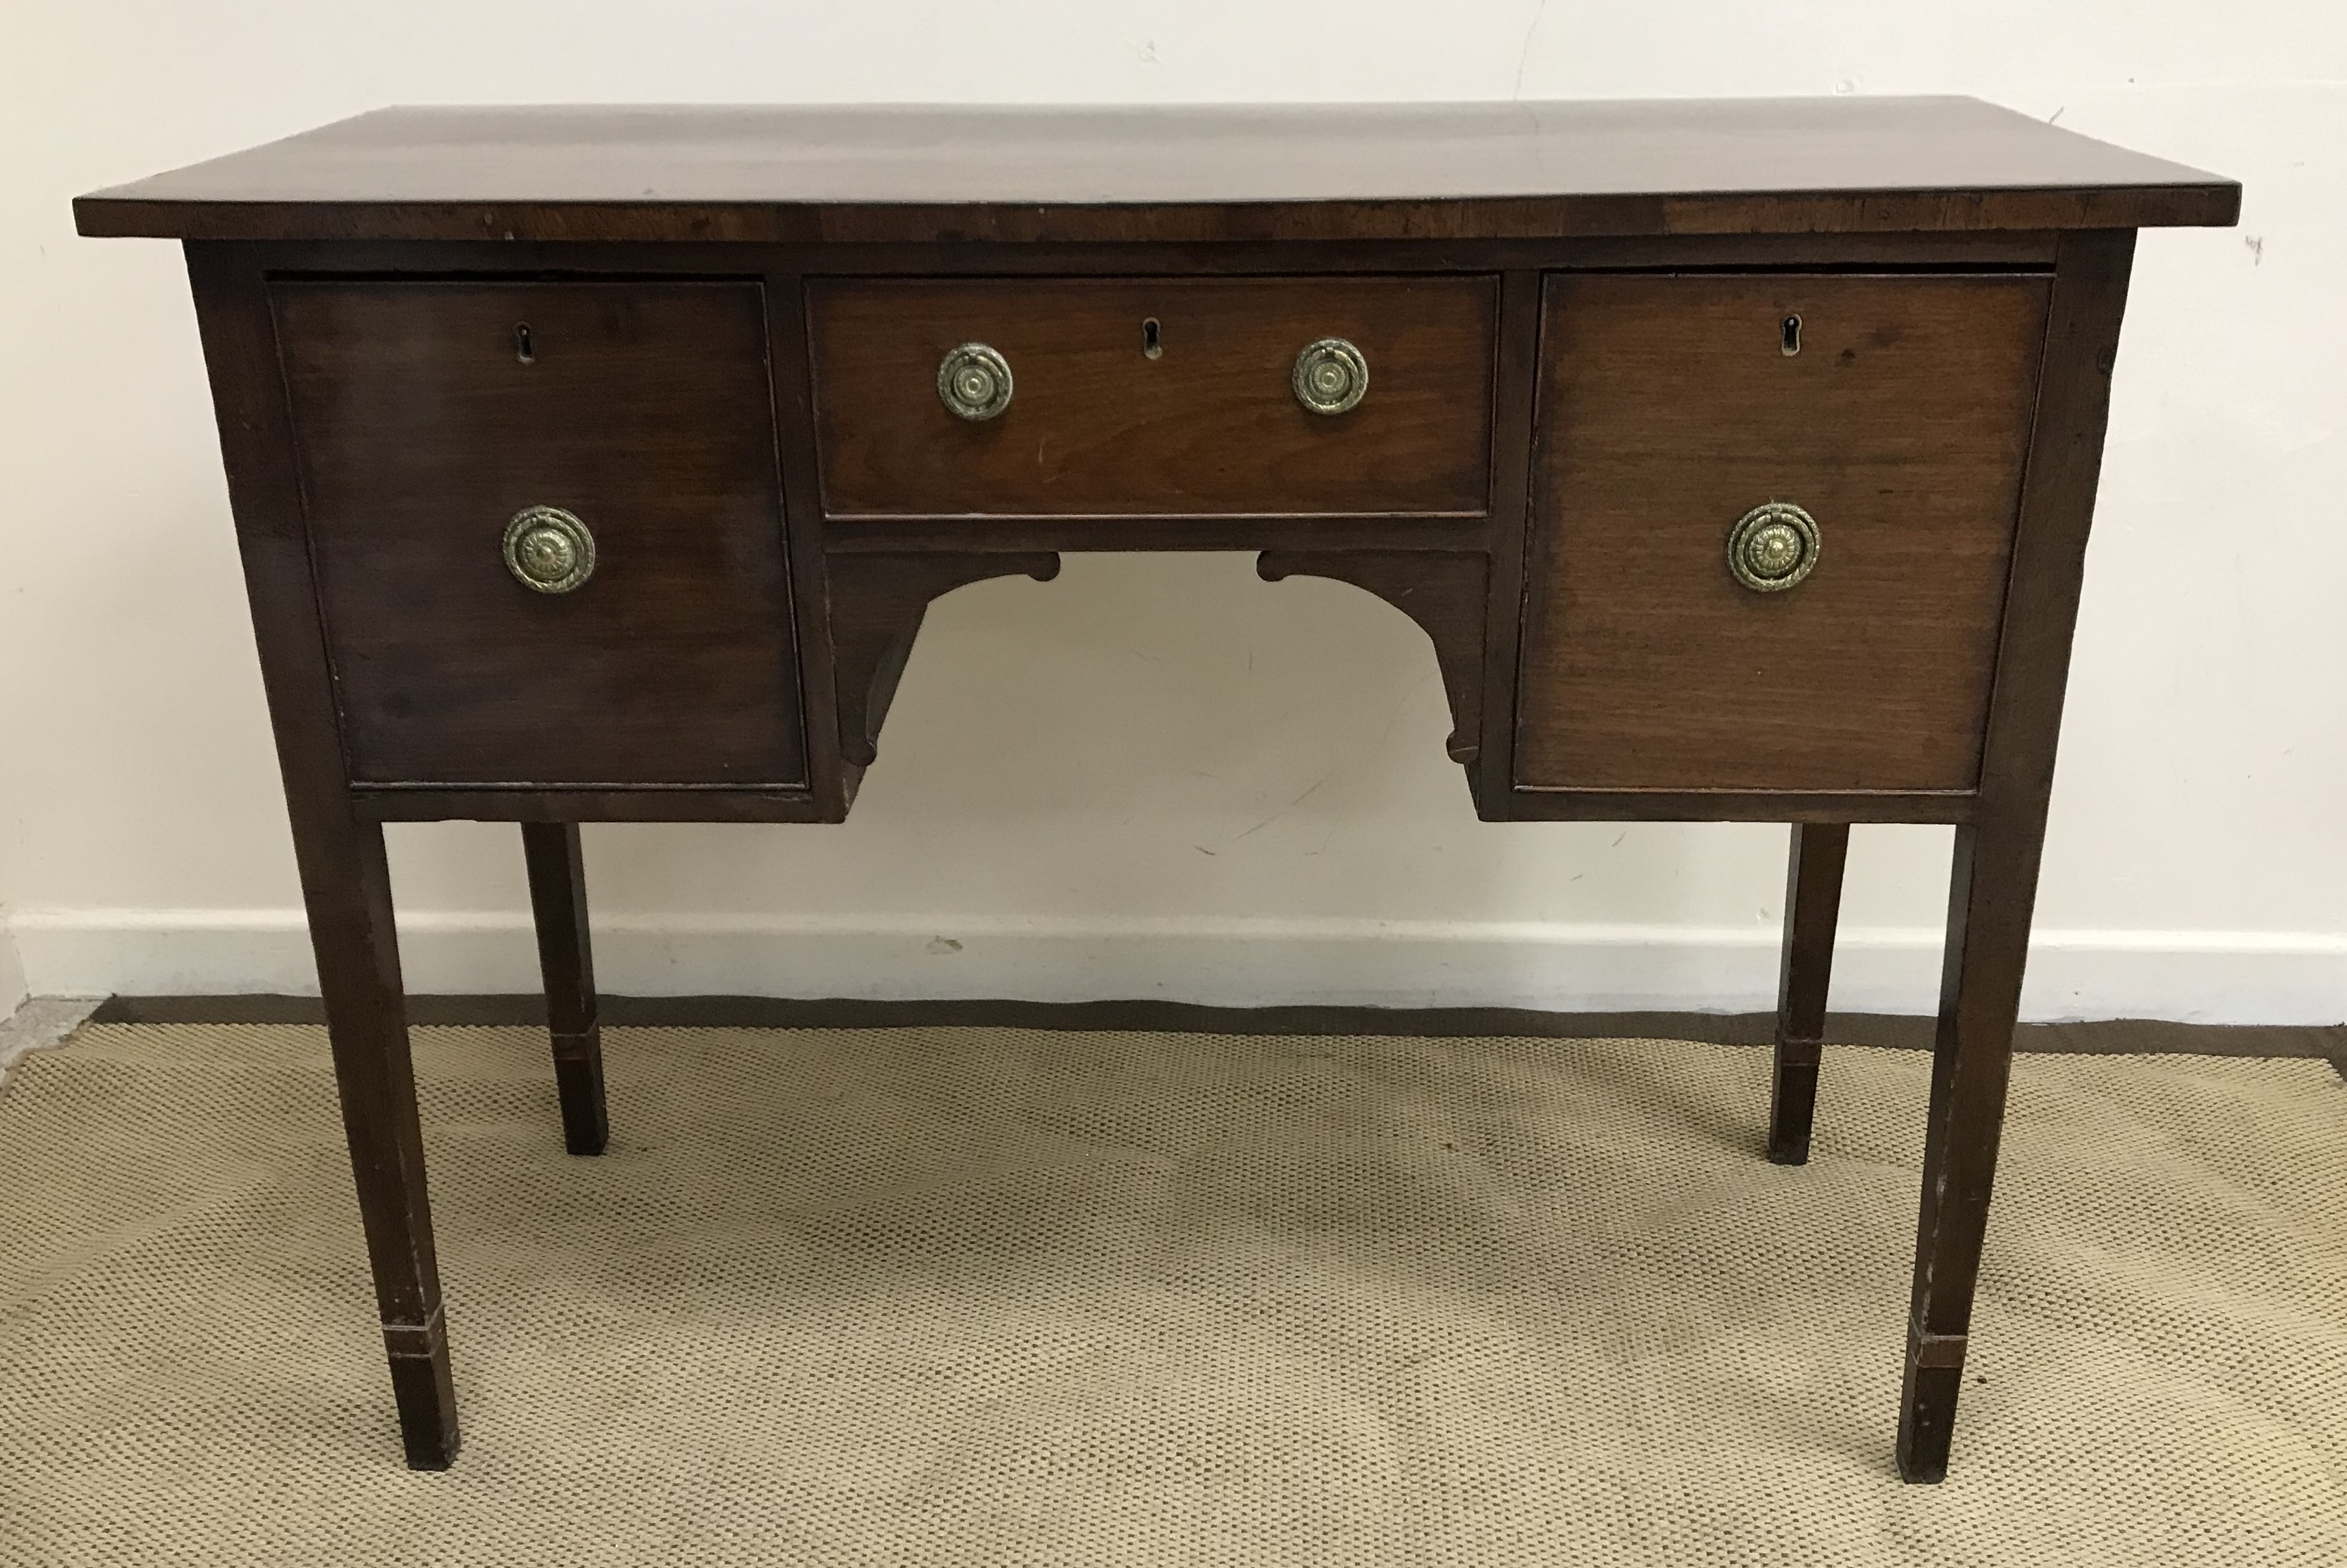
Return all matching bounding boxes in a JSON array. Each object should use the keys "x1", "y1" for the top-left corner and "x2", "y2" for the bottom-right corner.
[
  {"x1": 1896, "y1": 818, "x2": 2037, "y2": 1482},
  {"x1": 299, "y1": 812, "x2": 461, "y2": 1469},
  {"x1": 1768, "y1": 822, "x2": 1849, "y2": 1165},
  {"x1": 522, "y1": 822, "x2": 607, "y2": 1155}
]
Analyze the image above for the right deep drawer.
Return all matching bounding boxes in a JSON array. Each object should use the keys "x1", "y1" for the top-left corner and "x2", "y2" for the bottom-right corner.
[{"x1": 1515, "y1": 273, "x2": 2054, "y2": 795}]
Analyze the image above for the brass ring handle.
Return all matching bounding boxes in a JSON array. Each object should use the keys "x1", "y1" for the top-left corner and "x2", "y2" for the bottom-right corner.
[
  {"x1": 937, "y1": 342, "x2": 1014, "y2": 421},
  {"x1": 1292, "y1": 338, "x2": 1368, "y2": 415},
  {"x1": 1727, "y1": 503, "x2": 1820, "y2": 593},
  {"x1": 503, "y1": 505, "x2": 597, "y2": 594}
]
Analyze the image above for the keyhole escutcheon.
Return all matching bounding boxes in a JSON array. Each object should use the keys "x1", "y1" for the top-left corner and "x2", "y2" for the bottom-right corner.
[
  {"x1": 515, "y1": 323, "x2": 536, "y2": 364},
  {"x1": 1142, "y1": 317, "x2": 1162, "y2": 359},
  {"x1": 1780, "y1": 314, "x2": 1803, "y2": 357}
]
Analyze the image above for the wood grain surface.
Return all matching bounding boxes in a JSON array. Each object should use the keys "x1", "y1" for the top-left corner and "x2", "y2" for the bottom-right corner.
[
  {"x1": 74, "y1": 99, "x2": 2238, "y2": 242},
  {"x1": 809, "y1": 277, "x2": 1496, "y2": 517},
  {"x1": 188, "y1": 243, "x2": 463, "y2": 1468},
  {"x1": 131, "y1": 97, "x2": 2197, "y2": 1481},
  {"x1": 273, "y1": 279, "x2": 807, "y2": 787},
  {"x1": 1895, "y1": 229, "x2": 2138, "y2": 1482},
  {"x1": 1515, "y1": 272, "x2": 2051, "y2": 794}
]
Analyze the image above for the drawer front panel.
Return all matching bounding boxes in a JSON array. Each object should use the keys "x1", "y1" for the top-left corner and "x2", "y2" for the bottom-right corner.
[
  {"x1": 809, "y1": 276, "x2": 1497, "y2": 517},
  {"x1": 273, "y1": 280, "x2": 805, "y2": 787},
  {"x1": 1516, "y1": 273, "x2": 2052, "y2": 794}
]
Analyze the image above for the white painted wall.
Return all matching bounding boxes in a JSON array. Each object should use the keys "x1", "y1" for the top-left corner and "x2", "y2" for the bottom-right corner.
[{"x1": 2, "y1": 3, "x2": 2342, "y2": 1021}]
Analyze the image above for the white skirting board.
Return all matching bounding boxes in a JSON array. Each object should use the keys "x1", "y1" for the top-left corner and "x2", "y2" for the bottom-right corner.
[{"x1": 5, "y1": 908, "x2": 2344, "y2": 1025}]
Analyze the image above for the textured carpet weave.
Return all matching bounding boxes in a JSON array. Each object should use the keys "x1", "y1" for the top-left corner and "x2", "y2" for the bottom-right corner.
[{"x1": 1, "y1": 1021, "x2": 2342, "y2": 1565}]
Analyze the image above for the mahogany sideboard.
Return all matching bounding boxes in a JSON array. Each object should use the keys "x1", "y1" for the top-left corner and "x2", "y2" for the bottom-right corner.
[{"x1": 75, "y1": 99, "x2": 2237, "y2": 1481}]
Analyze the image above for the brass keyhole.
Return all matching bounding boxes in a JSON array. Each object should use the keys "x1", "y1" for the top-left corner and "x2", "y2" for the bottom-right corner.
[
  {"x1": 514, "y1": 323, "x2": 536, "y2": 364},
  {"x1": 1780, "y1": 314, "x2": 1802, "y2": 357},
  {"x1": 1142, "y1": 317, "x2": 1162, "y2": 359}
]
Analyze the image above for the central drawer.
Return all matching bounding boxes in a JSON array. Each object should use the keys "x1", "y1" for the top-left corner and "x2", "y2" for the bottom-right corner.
[{"x1": 807, "y1": 276, "x2": 1498, "y2": 518}]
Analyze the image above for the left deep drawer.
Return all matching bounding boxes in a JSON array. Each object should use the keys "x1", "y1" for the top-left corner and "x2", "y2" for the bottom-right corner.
[{"x1": 271, "y1": 280, "x2": 807, "y2": 788}]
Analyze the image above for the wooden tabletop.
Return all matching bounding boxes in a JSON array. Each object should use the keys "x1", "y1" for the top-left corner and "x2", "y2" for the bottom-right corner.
[{"x1": 76, "y1": 97, "x2": 2237, "y2": 245}]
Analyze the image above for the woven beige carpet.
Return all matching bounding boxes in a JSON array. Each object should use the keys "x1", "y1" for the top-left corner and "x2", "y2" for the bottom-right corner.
[{"x1": 1, "y1": 1022, "x2": 2342, "y2": 1565}]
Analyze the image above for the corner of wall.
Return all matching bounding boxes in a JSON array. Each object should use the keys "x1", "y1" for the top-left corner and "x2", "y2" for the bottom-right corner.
[{"x1": 0, "y1": 910, "x2": 27, "y2": 1017}]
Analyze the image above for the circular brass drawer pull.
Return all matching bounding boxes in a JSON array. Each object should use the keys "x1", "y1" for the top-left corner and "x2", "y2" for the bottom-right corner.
[
  {"x1": 503, "y1": 505, "x2": 597, "y2": 594},
  {"x1": 1727, "y1": 502, "x2": 1820, "y2": 592},
  {"x1": 937, "y1": 342, "x2": 1014, "y2": 421},
  {"x1": 1292, "y1": 337, "x2": 1368, "y2": 415}
]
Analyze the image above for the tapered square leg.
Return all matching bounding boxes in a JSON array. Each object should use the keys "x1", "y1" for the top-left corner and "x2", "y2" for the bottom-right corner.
[
  {"x1": 1769, "y1": 822, "x2": 1848, "y2": 1165},
  {"x1": 384, "y1": 1306, "x2": 462, "y2": 1470},
  {"x1": 305, "y1": 813, "x2": 461, "y2": 1469},
  {"x1": 1896, "y1": 820, "x2": 2035, "y2": 1482},
  {"x1": 522, "y1": 822, "x2": 607, "y2": 1156}
]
